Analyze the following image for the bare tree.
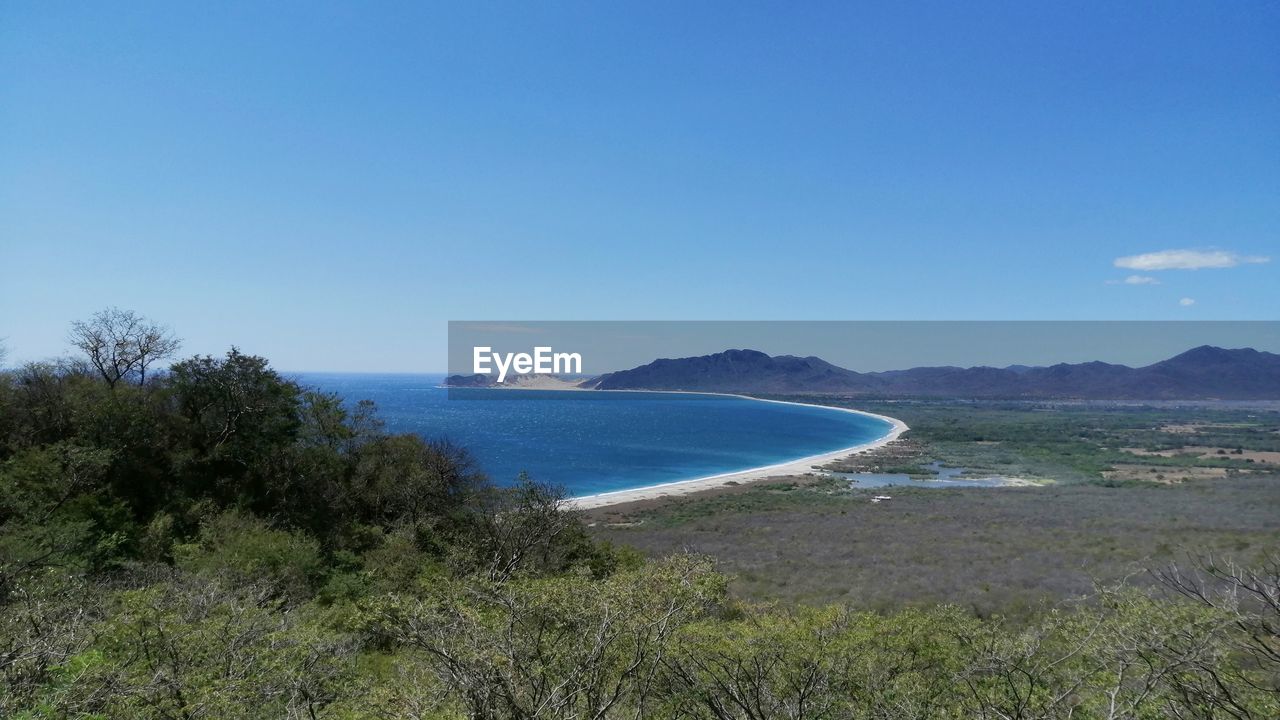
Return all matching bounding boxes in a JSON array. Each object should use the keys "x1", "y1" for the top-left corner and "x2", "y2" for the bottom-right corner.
[
  {"x1": 1153, "y1": 553, "x2": 1280, "y2": 718},
  {"x1": 470, "y1": 475, "x2": 581, "y2": 583},
  {"x1": 376, "y1": 554, "x2": 723, "y2": 720},
  {"x1": 68, "y1": 308, "x2": 180, "y2": 388}
]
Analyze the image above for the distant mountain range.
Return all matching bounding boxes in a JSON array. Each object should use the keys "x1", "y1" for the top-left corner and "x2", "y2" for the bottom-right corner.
[
  {"x1": 446, "y1": 346, "x2": 1280, "y2": 400},
  {"x1": 587, "y1": 346, "x2": 1280, "y2": 399}
]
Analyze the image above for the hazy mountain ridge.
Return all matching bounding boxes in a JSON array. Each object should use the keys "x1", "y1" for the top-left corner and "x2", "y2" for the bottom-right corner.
[{"x1": 582, "y1": 346, "x2": 1280, "y2": 399}]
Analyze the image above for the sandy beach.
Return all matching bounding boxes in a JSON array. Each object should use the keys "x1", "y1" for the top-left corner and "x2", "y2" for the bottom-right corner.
[{"x1": 569, "y1": 397, "x2": 909, "y2": 509}]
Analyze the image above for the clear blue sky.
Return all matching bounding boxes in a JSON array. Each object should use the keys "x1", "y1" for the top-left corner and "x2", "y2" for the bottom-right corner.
[{"x1": 2, "y1": 2, "x2": 1276, "y2": 371}]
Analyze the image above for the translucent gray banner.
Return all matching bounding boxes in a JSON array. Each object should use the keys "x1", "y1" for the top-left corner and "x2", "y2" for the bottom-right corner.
[{"x1": 446, "y1": 320, "x2": 1280, "y2": 399}]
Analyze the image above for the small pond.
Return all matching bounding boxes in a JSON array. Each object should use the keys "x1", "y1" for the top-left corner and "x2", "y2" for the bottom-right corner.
[{"x1": 828, "y1": 461, "x2": 1026, "y2": 489}]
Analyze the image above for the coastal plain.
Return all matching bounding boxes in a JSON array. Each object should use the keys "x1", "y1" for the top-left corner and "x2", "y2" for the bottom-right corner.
[{"x1": 589, "y1": 398, "x2": 1280, "y2": 615}]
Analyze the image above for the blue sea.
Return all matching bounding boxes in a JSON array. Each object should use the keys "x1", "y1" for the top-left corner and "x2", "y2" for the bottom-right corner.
[{"x1": 299, "y1": 373, "x2": 894, "y2": 497}]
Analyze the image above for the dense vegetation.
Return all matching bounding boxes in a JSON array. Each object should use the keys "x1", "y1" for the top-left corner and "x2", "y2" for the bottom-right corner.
[{"x1": 2, "y1": 313, "x2": 1278, "y2": 718}]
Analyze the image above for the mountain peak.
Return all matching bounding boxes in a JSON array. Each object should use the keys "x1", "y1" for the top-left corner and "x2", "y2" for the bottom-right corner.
[
  {"x1": 591, "y1": 349, "x2": 867, "y2": 392},
  {"x1": 1155, "y1": 345, "x2": 1264, "y2": 367},
  {"x1": 715, "y1": 349, "x2": 770, "y2": 361}
]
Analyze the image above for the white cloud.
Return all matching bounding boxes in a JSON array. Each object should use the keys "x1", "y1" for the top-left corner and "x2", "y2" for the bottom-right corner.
[
  {"x1": 1179, "y1": 297, "x2": 1196, "y2": 307},
  {"x1": 1105, "y1": 274, "x2": 1162, "y2": 285},
  {"x1": 1123, "y1": 275, "x2": 1159, "y2": 285},
  {"x1": 1114, "y1": 249, "x2": 1271, "y2": 271}
]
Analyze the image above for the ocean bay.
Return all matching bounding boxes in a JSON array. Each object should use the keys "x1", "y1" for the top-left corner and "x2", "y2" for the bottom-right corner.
[{"x1": 301, "y1": 373, "x2": 893, "y2": 497}]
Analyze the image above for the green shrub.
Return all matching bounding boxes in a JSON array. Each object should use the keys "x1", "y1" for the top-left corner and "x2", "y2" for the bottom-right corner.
[{"x1": 174, "y1": 510, "x2": 324, "y2": 601}]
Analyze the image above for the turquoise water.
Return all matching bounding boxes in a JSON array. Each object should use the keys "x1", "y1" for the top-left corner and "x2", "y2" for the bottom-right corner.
[{"x1": 299, "y1": 373, "x2": 894, "y2": 497}]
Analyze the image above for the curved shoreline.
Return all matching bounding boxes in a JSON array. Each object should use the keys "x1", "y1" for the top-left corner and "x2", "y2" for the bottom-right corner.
[
  {"x1": 444, "y1": 384, "x2": 910, "y2": 509},
  {"x1": 566, "y1": 392, "x2": 908, "y2": 509}
]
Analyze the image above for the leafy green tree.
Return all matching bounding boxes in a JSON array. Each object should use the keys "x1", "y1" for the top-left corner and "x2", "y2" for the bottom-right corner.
[
  {"x1": 2, "y1": 362, "x2": 86, "y2": 450},
  {"x1": 0, "y1": 443, "x2": 124, "y2": 598},
  {"x1": 349, "y1": 436, "x2": 484, "y2": 531},
  {"x1": 174, "y1": 510, "x2": 325, "y2": 603},
  {"x1": 168, "y1": 348, "x2": 303, "y2": 509}
]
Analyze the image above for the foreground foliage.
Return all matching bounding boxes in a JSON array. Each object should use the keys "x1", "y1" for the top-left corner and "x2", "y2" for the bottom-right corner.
[{"x1": 5, "y1": 555, "x2": 1278, "y2": 719}]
